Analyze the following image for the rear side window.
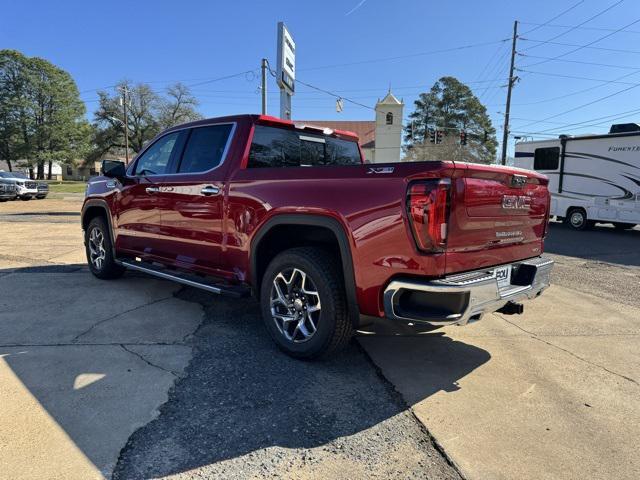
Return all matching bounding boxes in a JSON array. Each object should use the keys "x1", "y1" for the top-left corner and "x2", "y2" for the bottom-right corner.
[
  {"x1": 326, "y1": 137, "x2": 361, "y2": 166},
  {"x1": 534, "y1": 147, "x2": 560, "y2": 170},
  {"x1": 248, "y1": 125, "x2": 361, "y2": 168},
  {"x1": 178, "y1": 125, "x2": 233, "y2": 173},
  {"x1": 248, "y1": 126, "x2": 300, "y2": 167}
]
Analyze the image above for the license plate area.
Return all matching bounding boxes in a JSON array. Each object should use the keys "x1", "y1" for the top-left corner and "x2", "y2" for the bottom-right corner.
[{"x1": 494, "y1": 265, "x2": 512, "y2": 289}]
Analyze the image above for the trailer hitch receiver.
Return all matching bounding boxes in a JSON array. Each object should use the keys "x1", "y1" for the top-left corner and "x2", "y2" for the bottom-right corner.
[{"x1": 498, "y1": 301, "x2": 524, "y2": 315}]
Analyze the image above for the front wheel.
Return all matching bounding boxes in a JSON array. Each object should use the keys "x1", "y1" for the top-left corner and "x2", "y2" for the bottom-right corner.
[
  {"x1": 260, "y1": 247, "x2": 353, "y2": 359},
  {"x1": 85, "y1": 216, "x2": 125, "y2": 279}
]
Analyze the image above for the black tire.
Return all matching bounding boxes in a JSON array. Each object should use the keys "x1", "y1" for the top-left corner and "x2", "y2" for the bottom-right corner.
[
  {"x1": 613, "y1": 222, "x2": 635, "y2": 230},
  {"x1": 260, "y1": 247, "x2": 353, "y2": 359},
  {"x1": 565, "y1": 208, "x2": 590, "y2": 231},
  {"x1": 85, "y1": 216, "x2": 125, "y2": 279},
  {"x1": 20, "y1": 196, "x2": 30, "y2": 201}
]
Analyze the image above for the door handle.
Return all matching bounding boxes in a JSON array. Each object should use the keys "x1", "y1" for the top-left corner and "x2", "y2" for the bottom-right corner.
[
  {"x1": 201, "y1": 186, "x2": 220, "y2": 196},
  {"x1": 145, "y1": 186, "x2": 160, "y2": 194}
]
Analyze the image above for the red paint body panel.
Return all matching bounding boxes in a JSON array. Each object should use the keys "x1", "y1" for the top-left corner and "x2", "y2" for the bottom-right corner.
[
  {"x1": 445, "y1": 163, "x2": 549, "y2": 274},
  {"x1": 83, "y1": 114, "x2": 550, "y2": 319}
]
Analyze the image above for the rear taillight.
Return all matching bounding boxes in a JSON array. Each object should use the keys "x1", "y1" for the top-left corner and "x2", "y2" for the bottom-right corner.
[
  {"x1": 542, "y1": 193, "x2": 551, "y2": 238},
  {"x1": 406, "y1": 179, "x2": 451, "y2": 253}
]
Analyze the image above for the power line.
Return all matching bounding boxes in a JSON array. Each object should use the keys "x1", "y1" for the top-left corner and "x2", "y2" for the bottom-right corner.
[
  {"x1": 511, "y1": 106, "x2": 640, "y2": 137},
  {"x1": 537, "y1": 107, "x2": 640, "y2": 133},
  {"x1": 510, "y1": 68, "x2": 640, "y2": 107},
  {"x1": 295, "y1": 78, "x2": 379, "y2": 113},
  {"x1": 186, "y1": 70, "x2": 258, "y2": 87},
  {"x1": 517, "y1": 69, "x2": 640, "y2": 85},
  {"x1": 474, "y1": 37, "x2": 510, "y2": 83},
  {"x1": 519, "y1": 54, "x2": 640, "y2": 70},
  {"x1": 297, "y1": 38, "x2": 510, "y2": 72},
  {"x1": 516, "y1": 79, "x2": 640, "y2": 130},
  {"x1": 261, "y1": 58, "x2": 394, "y2": 116},
  {"x1": 520, "y1": 0, "x2": 626, "y2": 52},
  {"x1": 520, "y1": 38, "x2": 640, "y2": 55},
  {"x1": 78, "y1": 69, "x2": 259, "y2": 96},
  {"x1": 476, "y1": 48, "x2": 511, "y2": 100},
  {"x1": 521, "y1": 16, "x2": 640, "y2": 68},
  {"x1": 518, "y1": 21, "x2": 640, "y2": 35},
  {"x1": 520, "y1": 0, "x2": 586, "y2": 35},
  {"x1": 512, "y1": 107, "x2": 640, "y2": 128}
]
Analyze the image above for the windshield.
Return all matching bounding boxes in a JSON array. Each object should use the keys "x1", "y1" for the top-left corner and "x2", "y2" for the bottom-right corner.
[{"x1": 0, "y1": 171, "x2": 27, "y2": 179}]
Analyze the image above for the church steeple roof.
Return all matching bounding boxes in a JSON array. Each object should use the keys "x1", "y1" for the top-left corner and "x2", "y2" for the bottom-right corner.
[{"x1": 377, "y1": 88, "x2": 403, "y2": 105}]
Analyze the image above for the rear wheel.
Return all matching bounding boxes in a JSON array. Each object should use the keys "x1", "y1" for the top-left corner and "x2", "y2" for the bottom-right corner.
[
  {"x1": 613, "y1": 222, "x2": 635, "y2": 230},
  {"x1": 260, "y1": 247, "x2": 353, "y2": 359},
  {"x1": 85, "y1": 216, "x2": 125, "y2": 279},
  {"x1": 566, "y1": 208, "x2": 590, "y2": 231}
]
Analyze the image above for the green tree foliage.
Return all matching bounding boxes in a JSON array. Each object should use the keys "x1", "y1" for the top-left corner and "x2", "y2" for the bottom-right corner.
[
  {"x1": 404, "y1": 76, "x2": 498, "y2": 164},
  {"x1": 0, "y1": 49, "x2": 91, "y2": 177},
  {"x1": 92, "y1": 81, "x2": 201, "y2": 158}
]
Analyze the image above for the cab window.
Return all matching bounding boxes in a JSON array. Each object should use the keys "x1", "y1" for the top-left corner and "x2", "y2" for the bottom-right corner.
[
  {"x1": 133, "y1": 132, "x2": 180, "y2": 176},
  {"x1": 177, "y1": 125, "x2": 233, "y2": 173}
]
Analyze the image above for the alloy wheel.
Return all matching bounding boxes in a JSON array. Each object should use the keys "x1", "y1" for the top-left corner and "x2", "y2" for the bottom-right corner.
[
  {"x1": 270, "y1": 268, "x2": 321, "y2": 343},
  {"x1": 89, "y1": 227, "x2": 106, "y2": 270}
]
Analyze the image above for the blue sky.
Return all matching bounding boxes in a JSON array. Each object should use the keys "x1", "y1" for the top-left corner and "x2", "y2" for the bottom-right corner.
[{"x1": 3, "y1": 0, "x2": 640, "y2": 155}]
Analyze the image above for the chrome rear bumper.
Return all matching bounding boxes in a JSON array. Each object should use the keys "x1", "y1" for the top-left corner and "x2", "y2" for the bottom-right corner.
[{"x1": 383, "y1": 256, "x2": 553, "y2": 326}]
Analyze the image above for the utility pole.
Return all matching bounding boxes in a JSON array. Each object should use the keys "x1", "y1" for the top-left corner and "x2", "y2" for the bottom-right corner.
[
  {"x1": 261, "y1": 58, "x2": 268, "y2": 115},
  {"x1": 120, "y1": 86, "x2": 130, "y2": 164},
  {"x1": 501, "y1": 20, "x2": 518, "y2": 166}
]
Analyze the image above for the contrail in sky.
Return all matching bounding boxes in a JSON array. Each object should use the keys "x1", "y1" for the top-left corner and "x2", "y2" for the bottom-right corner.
[{"x1": 345, "y1": 0, "x2": 368, "y2": 16}]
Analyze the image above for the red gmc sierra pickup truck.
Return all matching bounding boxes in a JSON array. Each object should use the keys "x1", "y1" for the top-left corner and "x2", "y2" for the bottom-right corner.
[{"x1": 82, "y1": 114, "x2": 553, "y2": 358}]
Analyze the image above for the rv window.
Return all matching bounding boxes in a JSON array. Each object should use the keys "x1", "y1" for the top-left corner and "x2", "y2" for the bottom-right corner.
[{"x1": 534, "y1": 147, "x2": 560, "y2": 170}]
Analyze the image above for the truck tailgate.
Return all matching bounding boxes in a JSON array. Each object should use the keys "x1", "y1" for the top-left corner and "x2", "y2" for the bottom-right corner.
[{"x1": 445, "y1": 163, "x2": 549, "y2": 274}]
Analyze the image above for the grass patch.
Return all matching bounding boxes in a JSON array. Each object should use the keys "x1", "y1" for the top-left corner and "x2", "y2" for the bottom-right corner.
[{"x1": 46, "y1": 182, "x2": 87, "y2": 193}]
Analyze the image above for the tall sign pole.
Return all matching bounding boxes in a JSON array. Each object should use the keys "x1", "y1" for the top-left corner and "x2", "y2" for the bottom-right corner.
[
  {"x1": 501, "y1": 20, "x2": 518, "y2": 166},
  {"x1": 276, "y1": 22, "x2": 295, "y2": 119},
  {"x1": 261, "y1": 58, "x2": 268, "y2": 115}
]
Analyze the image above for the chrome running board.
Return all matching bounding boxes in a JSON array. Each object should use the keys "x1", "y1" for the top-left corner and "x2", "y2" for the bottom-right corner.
[{"x1": 119, "y1": 260, "x2": 250, "y2": 298}]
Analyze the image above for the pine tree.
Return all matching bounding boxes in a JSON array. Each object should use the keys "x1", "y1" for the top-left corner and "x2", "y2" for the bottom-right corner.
[{"x1": 404, "y1": 76, "x2": 498, "y2": 164}]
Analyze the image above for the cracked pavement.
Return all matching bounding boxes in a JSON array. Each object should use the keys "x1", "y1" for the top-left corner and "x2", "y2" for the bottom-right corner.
[
  {"x1": 1, "y1": 197, "x2": 639, "y2": 479},
  {"x1": 361, "y1": 224, "x2": 640, "y2": 480},
  {"x1": 0, "y1": 197, "x2": 204, "y2": 479},
  {"x1": 0, "y1": 271, "x2": 202, "y2": 479}
]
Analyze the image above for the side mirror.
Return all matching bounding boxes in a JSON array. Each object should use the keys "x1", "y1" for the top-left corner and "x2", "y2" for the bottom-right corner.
[{"x1": 102, "y1": 160, "x2": 126, "y2": 179}]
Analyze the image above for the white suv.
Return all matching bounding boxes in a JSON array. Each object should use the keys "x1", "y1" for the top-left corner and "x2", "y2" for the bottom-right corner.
[{"x1": 0, "y1": 171, "x2": 39, "y2": 200}]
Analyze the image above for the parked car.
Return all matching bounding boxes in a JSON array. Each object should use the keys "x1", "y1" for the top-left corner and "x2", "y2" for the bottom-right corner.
[
  {"x1": 81, "y1": 114, "x2": 554, "y2": 358},
  {"x1": 0, "y1": 171, "x2": 38, "y2": 200},
  {"x1": 0, "y1": 178, "x2": 17, "y2": 201},
  {"x1": 36, "y1": 182, "x2": 49, "y2": 199}
]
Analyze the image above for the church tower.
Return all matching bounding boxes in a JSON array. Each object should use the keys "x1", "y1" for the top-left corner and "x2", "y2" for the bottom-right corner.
[{"x1": 373, "y1": 89, "x2": 404, "y2": 162}]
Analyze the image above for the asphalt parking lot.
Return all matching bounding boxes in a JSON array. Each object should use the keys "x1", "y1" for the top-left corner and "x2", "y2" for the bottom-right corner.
[{"x1": 0, "y1": 197, "x2": 638, "y2": 480}]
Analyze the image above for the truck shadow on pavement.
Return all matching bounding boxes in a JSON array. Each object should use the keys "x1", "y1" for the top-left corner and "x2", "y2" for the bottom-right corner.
[
  {"x1": 545, "y1": 222, "x2": 640, "y2": 267},
  {"x1": 112, "y1": 286, "x2": 490, "y2": 478},
  {"x1": 0, "y1": 265, "x2": 489, "y2": 478}
]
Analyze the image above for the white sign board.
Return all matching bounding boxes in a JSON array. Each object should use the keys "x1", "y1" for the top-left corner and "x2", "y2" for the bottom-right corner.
[{"x1": 277, "y1": 22, "x2": 295, "y2": 94}]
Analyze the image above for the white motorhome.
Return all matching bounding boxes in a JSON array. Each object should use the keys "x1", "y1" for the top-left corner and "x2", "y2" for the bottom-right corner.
[{"x1": 514, "y1": 125, "x2": 640, "y2": 231}]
